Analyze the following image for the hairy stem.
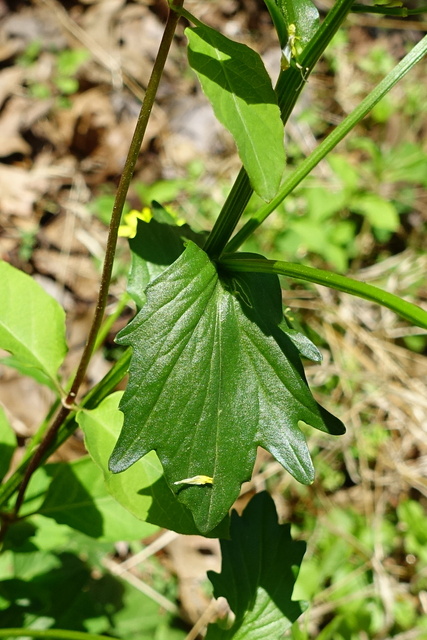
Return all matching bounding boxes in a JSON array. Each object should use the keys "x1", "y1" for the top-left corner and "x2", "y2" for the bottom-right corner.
[{"x1": 7, "y1": 0, "x2": 183, "y2": 526}]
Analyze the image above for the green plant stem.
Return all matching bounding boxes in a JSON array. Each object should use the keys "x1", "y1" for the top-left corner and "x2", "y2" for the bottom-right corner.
[
  {"x1": 203, "y1": 0, "x2": 355, "y2": 259},
  {"x1": 220, "y1": 256, "x2": 427, "y2": 330},
  {"x1": 351, "y1": 4, "x2": 427, "y2": 15},
  {"x1": 0, "y1": 630, "x2": 111, "y2": 640},
  {"x1": 64, "y1": 2, "x2": 182, "y2": 410},
  {"x1": 93, "y1": 291, "x2": 130, "y2": 353},
  {"x1": 0, "y1": 295, "x2": 130, "y2": 517},
  {"x1": 226, "y1": 33, "x2": 427, "y2": 254},
  {"x1": 8, "y1": 0, "x2": 183, "y2": 523}
]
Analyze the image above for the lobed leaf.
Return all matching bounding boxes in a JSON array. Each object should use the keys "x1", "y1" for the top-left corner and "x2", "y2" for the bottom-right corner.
[
  {"x1": 205, "y1": 492, "x2": 306, "y2": 639},
  {"x1": 186, "y1": 24, "x2": 285, "y2": 202},
  {"x1": 0, "y1": 261, "x2": 67, "y2": 390},
  {"x1": 109, "y1": 242, "x2": 344, "y2": 533}
]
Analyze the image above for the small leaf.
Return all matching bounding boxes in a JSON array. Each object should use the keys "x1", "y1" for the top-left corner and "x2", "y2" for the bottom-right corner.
[
  {"x1": 0, "y1": 407, "x2": 16, "y2": 482},
  {"x1": 186, "y1": 24, "x2": 285, "y2": 202},
  {"x1": 279, "y1": 323, "x2": 323, "y2": 363},
  {"x1": 277, "y1": 0, "x2": 320, "y2": 47},
  {"x1": 77, "y1": 393, "x2": 227, "y2": 537},
  {"x1": 110, "y1": 242, "x2": 344, "y2": 532},
  {"x1": 0, "y1": 354, "x2": 58, "y2": 390},
  {"x1": 0, "y1": 261, "x2": 67, "y2": 390},
  {"x1": 205, "y1": 492, "x2": 306, "y2": 639},
  {"x1": 352, "y1": 193, "x2": 400, "y2": 231}
]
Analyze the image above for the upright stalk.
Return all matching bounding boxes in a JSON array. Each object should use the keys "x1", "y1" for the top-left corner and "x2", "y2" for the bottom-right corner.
[
  {"x1": 203, "y1": 0, "x2": 355, "y2": 259},
  {"x1": 7, "y1": 0, "x2": 184, "y2": 524}
]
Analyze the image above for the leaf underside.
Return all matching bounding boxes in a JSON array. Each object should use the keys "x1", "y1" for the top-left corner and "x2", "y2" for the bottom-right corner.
[
  {"x1": 206, "y1": 492, "x2": 306, "y2": 639},
  {"x1": 109, "y1": 242, "x2": 344, "y2": 533}
]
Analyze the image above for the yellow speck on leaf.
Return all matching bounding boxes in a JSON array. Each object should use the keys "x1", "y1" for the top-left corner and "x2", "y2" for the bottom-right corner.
[{"x1": 174, "y1": 475, "x2": 214, "y2": 486}]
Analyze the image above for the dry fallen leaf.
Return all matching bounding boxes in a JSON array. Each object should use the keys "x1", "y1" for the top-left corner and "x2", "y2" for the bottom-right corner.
[
  {"x1": 0, "y1": 95, "x2": 53, "y2": 158},
  {"x1": 0, "y1": 164, "x2": 48, "y2": 218},
  {"x1": 0, "y1": 67, "x2": 25, "y2": 108},
  {"x1": 33, "y1": 248, "x2": 100, "y2": 301},
  {"x1": 165, "y1": 535, "x2": 221, "y2": 624}
]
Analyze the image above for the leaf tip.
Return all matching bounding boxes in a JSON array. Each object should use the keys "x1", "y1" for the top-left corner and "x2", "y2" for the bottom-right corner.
[{"x1": 108, "y1": 446, "x2": 137, "y2": 474}]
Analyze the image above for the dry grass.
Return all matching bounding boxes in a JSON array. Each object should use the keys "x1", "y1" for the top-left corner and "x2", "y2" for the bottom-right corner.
[{"x1": 236, "y1": 249, "x2": 427, "y2": 638}]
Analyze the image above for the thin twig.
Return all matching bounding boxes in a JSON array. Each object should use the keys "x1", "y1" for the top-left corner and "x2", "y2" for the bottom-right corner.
[{"x1": 6, "y1": 0, "x2": 184, "y2": 528}]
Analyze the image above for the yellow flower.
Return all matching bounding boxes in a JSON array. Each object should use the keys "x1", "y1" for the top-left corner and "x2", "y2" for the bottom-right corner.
[{"x1": 118, "y1": 207, "x2": 153, "y2": 238}]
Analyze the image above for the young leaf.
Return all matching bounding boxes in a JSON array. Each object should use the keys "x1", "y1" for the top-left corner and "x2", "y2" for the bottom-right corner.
[
  {"x1": 109, "y1": 242, "x2": 344, "y2": 533},
  {"x1": 205, "y1": 492, "x2": 306, "y2": 639},
  {"x1": 77, "y1": 393, "x2": 228, "y2": 537},
  {"x1": 186, "y1": 24, "x2": 285, "y2": 203},
  {"x1": 0, "y1": 261, "x2": 67, "y2": 390},
  {"x1": 0, "y1": 407, "x2": 16, "y2": 483}
]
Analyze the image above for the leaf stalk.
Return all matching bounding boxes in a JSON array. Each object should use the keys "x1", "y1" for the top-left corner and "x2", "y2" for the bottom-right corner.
[
  {"x1": 226, "y1": 33, "x2": 427, "y2": 253},
  {"x1": 220, "y1": 256, "x2": 427, "y2": 330}
]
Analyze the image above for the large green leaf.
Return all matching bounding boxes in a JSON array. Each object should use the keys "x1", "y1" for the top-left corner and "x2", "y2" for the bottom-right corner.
[
  {"x1": 109, "y1": 242, "x2": 344, "y2": 533},
  {"x1": 186, "y1": 24, "x2": 285, "y2": 203},
  {"x1": 205, "y1": 492, "x2": 306, "y2": 639},
  {"x1": 0, "y1": 261, "x2": 67, "y2": 390},
  {"x1": 77, "y1": 392, "x2": 227, "y2": 537}
]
